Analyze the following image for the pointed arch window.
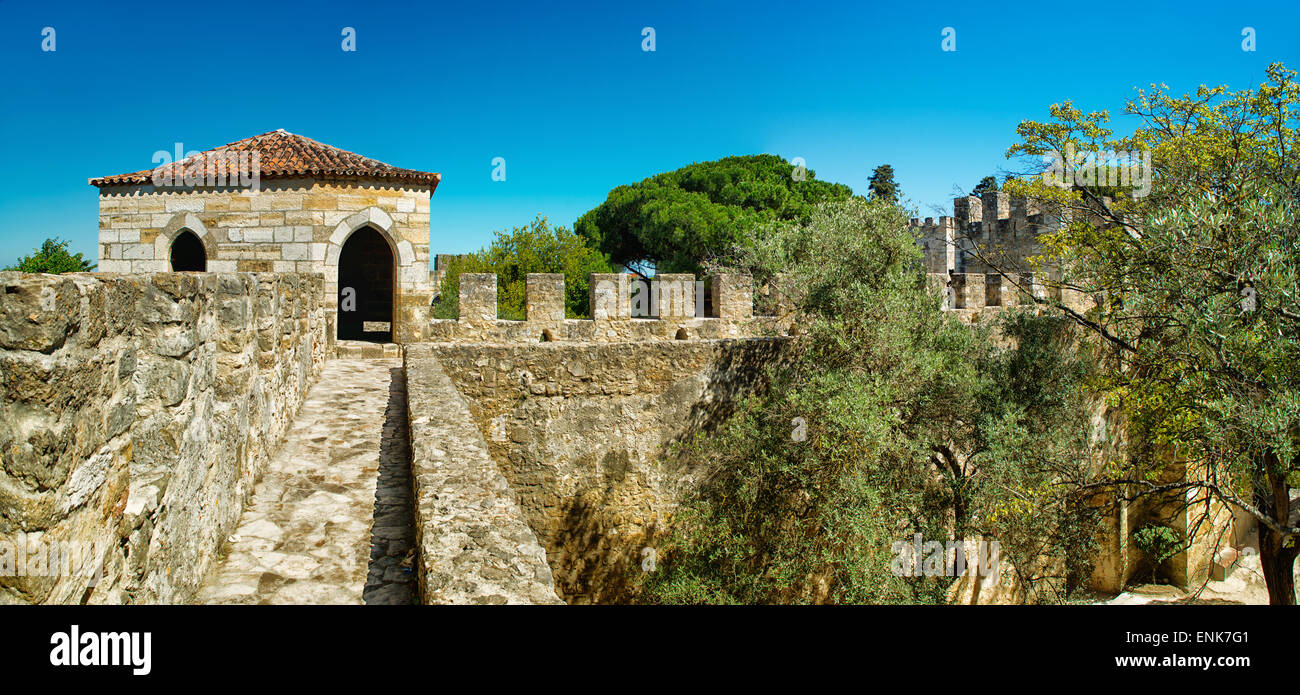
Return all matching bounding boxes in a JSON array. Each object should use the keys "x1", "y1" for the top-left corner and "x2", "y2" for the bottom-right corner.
[{"x1": 169, "y1": 230, "x2": 206, "y2": 271}]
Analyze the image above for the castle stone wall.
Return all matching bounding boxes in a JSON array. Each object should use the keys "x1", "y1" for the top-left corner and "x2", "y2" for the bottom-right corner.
[
  {"x1": 926, "y1": 270, "x2": 1092, "y2": 323},
  {"x1": 525, "y1": 273, "x2": 565, "y2": 322},
  {"x1": 457, "y1": 273, "x2": 498, "y2": 325},
  {"x1": 403, "y1": 344, "x2": 562, "y2": 604},
  {"x1": 0, "y1": 271, "x2": 327, "y2": 604},
  {"x1": 425, "y1": 338, "x2": 790, "y2": 602},
  {"x1": 913, "y1": 190, "x2": 1057, "y2": 277}
]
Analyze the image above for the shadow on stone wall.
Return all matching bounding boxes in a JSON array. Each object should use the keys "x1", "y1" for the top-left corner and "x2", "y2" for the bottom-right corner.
[{"x1": 429, "y1": 338, "x2": 792, "y2": 603}]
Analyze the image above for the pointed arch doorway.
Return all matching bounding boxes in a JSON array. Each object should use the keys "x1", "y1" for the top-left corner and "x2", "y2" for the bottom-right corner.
[{"x1": 337, "y1": 226, "x2": 394, "y2": 342}]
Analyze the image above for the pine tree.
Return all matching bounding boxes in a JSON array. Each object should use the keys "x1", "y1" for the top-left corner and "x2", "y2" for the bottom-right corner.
[
  {"x1": 867, "y1": 164, "x2": 899, "y2": 203},
  {"x1": 972, "y1": 175, "x2": 999, "y2": 195}
]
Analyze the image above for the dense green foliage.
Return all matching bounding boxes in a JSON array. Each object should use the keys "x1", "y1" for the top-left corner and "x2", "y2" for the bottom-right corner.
[
  {"x1": 638, "y1": 199, "x2": 1101, "y2": 604},
  {"x1": 1003, "y1": 62, "x2": 1300, "y2": 604},
  {"x1": 5, "y1": 238, "x2": 96, "y2": 273},
  {"x1": 574, "y1": 154, "x2": 853, "y2": 274},
  {"x1": 868, "y1": 164, "x2": 900, "y2": 203},
  {"x1": 1133, "y1": 525, "x2": 1182, "y2": 583},
  {"x1": 432, "y1": 216, "x2": 612, "y2": 320}
]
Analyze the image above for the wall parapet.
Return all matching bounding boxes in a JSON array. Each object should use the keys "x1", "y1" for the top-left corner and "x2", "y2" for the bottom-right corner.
[
  {"x1": 437, "y1": 272, "x2": 790, "y2": 343},
  {"x1": 402, "y1": 344, "x2": 563, "y2": 604},
  {"x1": 0, "y1": 271, "x2": 327, "y2": 604},
  {"x1": 928, "y1": 270, "x2": 1094, "y2": 319}
]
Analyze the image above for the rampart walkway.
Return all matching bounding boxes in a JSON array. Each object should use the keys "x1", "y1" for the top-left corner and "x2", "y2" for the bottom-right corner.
[{"x1": 196, "y1": 359, "x2": 416, "y2": 604}]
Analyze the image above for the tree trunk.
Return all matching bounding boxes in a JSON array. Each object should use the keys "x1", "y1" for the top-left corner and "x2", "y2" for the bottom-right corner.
[
  {"x1": 1256, "y1": 453, "x2": 1297, "y2": 605},
  {"x1": 1259, "y1": 539, "x2": 1297, "y2": 605}
]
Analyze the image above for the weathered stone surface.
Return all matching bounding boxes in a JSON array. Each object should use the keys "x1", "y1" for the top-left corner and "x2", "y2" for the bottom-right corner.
[
  {"x1": 525, "y1": 273, "x2": 565, "y2": 322},
  {"x1": 429, "y1": 315, "x2": 790, "y2": 343},
  {"x1": 654, "y1": 274, "x2": 695, "y2": 319},
  {"x1": 196, "y1": 359, "x2": 414, "y2": 605},
  {"x1": 950, "y1": 273, "x2": 985, "y2": 310},
  {"x1": 0, "y1": 273, "x2": 81, "y2": 353},
  {"x1": 404, "y1": 345, "x2": 562, "y2": 605},
  {"x1": 96, "y1": 179, "x2": 434, "y2": 344},
  {"x1": 430, "y1": 269, "x2": 794, "y2": 344},
  {"x1": 0, "y1": 271, "x2": 327, "y2": 604},
  {"x1": 1, "y1": 261, "x2": 1240, "y2": 605},
  {"x1": 458, "y1": 273, "x2": 497, "y2": 325},
  {"x1": 709, "y1": 274, "x2": 752, "y2": 320},
  {"x1": 912, "y1": 191, "x2": 1097, "y2": 319},
  {"x1": 427, "y1": 338, "x2": 790, "y2": 603},
  {"x1": 589, "y1": 273, "x2": 630, "y2": 320}
]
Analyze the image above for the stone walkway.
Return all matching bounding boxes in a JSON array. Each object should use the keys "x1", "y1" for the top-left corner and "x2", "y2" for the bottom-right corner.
[{"x1": 196, "y1": 358, "x2": 417, "y2": 605}]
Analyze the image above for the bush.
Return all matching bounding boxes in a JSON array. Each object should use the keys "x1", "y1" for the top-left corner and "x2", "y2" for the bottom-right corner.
[{"x1": 5, "y1": 238, "x2": 96, "y2": 273}]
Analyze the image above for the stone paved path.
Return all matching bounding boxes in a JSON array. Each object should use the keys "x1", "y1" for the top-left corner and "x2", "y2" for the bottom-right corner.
[{"x1": 196, "y1": 358, "x2": 417, "y2": 605}]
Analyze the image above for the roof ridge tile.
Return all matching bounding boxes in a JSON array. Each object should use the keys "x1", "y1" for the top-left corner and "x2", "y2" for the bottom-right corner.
[{"x1": 89, "y1": 130, "x2": 440, "y2": 188}]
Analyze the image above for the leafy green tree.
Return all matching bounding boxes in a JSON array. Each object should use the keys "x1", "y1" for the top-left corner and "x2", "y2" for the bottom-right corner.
[
  {"x1": 638, "y1": 198, "x2": 1100, "y2": 604},
  {"x1": 5, "y1": 238, "x2": 96, "y2": 273},
  {"x1": 999, "y1": 63, "x2": 1300, "y2": 604},
  {"x1": 574, "y1": 154, "x2": 852, "y2": 275},
  {"x1": 972, "y1": 176, "x2": 999, "y2": 195},
  {"x1": 868, "y1": 164, "x2": 900, "y2": 203},
  {"x1": 432, "y1": 215, "x2": 612, "y2": 320}
]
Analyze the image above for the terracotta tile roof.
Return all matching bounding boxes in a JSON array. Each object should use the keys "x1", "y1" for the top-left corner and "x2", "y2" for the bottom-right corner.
[{"x1": 89, "y1": 129, "x2": 441, "y2": 188}]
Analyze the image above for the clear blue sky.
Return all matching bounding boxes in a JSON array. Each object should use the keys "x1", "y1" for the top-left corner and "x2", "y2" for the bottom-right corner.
[{"x1": 1, "y1": 0, "x2": 1296, "y2": 268}]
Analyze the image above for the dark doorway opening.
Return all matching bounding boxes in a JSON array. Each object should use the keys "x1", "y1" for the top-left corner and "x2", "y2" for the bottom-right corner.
[
  {"x1": 337, "y1": 226, "x2": 394, "y2": 342},
  {"x1": 170, "y1": 230, "x2": 207, "y2": 272}
]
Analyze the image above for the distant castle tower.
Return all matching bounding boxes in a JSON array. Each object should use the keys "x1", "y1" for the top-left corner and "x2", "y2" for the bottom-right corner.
[
  {"x1": 910, "y1": 190, "x2": 1063, "y2": 277},
  {"x1": 908, "y1": 191, "x2": 1098, "y2": 313}
]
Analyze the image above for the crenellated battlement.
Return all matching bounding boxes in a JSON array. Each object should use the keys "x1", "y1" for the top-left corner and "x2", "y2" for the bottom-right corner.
[
  {"x1": 911, "y1": 191, "x2": 1061, "y2": 276},
  {"x1": 428, "y1": 272, "x2": 793, "y2": 343},
  {"x1": 431, "y1": 266, "x2": 1094, "y2": 341},
  {"x1": 926, "y1": 270, "x2": 1095, "y2": 321},
  {"x1": 909, "y1": 192, "x2": 1101, "y2": 319}
]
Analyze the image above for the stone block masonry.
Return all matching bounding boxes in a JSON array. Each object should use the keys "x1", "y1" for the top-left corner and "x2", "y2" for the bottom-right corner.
[
  {"x1": 928, "y1": 270, "x2": 1093, "y2": 324},
  {"x1": 96, "y1": 179, "x2": 435, "y2": 343},
  {"x1": 912, "y1": 190, "x2": 1104, "y2": 321},
  {"x1": 913, "y1": 191, "x2": 1054, "y2": 278},
  {"x1": 654, "y1": 273, "x2": 696, "y2": 319},
  {"x1": 403, "y1": 344, "x2": 562, "y2": 604},
  {"x1": 709, "y1": 274, "x2": 752, "y2": 319},
  {"x1": 589, "y1": 273, "x2": 631, "y2": 320},
  {"x1": 457, "y1": 273, "x2": 498, "y2": 325},
  {"x1": 0, "y1": 271, "x2": 326, "y2": 604}
]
